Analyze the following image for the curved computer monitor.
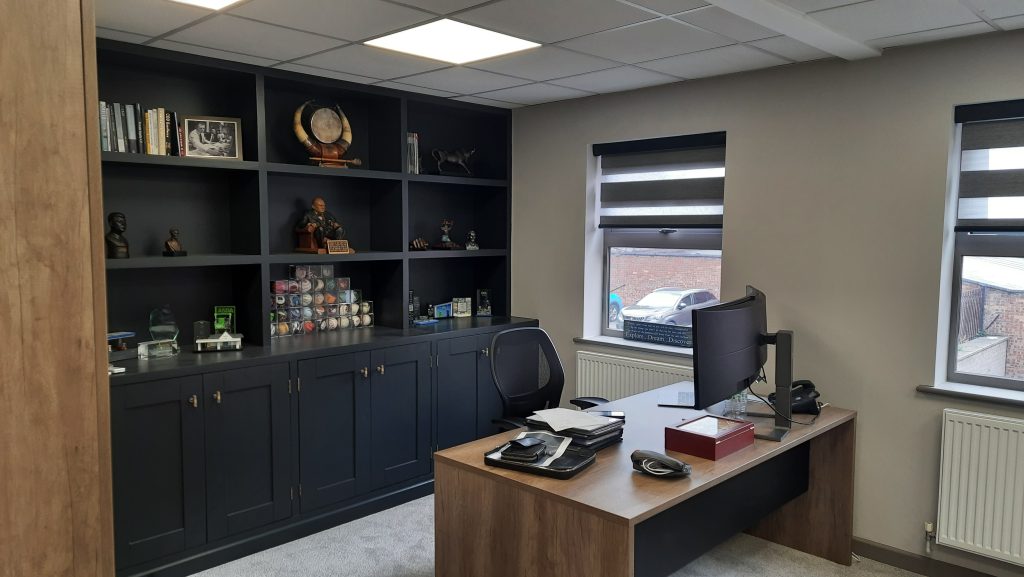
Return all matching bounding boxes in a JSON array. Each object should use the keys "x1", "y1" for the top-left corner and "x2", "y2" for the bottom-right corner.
[{"x1": 691, "y1": 286, "x2": 767, "y2": 410}]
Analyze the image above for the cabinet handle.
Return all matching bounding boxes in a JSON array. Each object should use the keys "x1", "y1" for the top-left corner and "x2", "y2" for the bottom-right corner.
[
  {"x1": 187, "y1": 394, "x2": 198, "y2": 408},
  {"x1": 376, "y1": 364, "x2": 385, "y2": 375},
  {"x1": 481, "y1": 347, "x2": 489, "y2": 357},
  {"x1": 213, "y1": 390, "x2": 222, "y2": 404},
  {"x1": 360, "y1": 367, "x2": 369, "y2": 378}
]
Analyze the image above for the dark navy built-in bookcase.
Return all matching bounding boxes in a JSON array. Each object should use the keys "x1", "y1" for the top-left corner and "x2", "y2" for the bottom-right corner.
[{"x1": 98, "y1": 39, "x2": 527, "y2": 577}]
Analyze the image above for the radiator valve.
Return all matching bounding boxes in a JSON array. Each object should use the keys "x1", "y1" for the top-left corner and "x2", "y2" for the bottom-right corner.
[{"x1": 924, "y1": 521, "x2": 936, "y2": 554}]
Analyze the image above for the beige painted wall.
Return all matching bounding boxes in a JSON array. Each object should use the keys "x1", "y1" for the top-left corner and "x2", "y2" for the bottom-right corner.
[{"x1": 512, "y1": 31, "x2": 1024, "y2": 575}]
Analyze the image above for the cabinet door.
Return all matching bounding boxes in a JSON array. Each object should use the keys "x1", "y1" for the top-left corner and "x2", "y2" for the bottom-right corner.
[
  {"x1": 477, "y1": 333, "x2": 504, "y2": 438},
  {"x1": 436, "y1": 336, "x2": 480, "y2": 450},
  {"x1": 370, "y1": 343, "x2": 432, "y2": 488},
  {"x1": 298, "y1": 352, "x2": 371, "y2": 512},
  {"x1": 111, "y1": 376, "x2": 205, "y2": 569},
  {"x1": 204, "y1": 364, "x2": 291, "y2": 542}
]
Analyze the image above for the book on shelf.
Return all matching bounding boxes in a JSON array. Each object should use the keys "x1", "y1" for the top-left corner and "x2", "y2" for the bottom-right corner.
[
  {"x1": 112, "y1": 103, "x2": 125, "y2": 153},
  {"x1": 156, "y1": 107, "x2": 166, "y2": 156},
  {"x1": 406, "y1": 132, "x2": 420, "y2": 174},
  {"x1": 125, "y1": 104, "x2": 138, "y2": 153},
  {"x1": 99, "y1": 101, "x2": 109, "y2": 152},
  {"x1": 134, "y1": 104, "x2": 144, "y2": 153}
]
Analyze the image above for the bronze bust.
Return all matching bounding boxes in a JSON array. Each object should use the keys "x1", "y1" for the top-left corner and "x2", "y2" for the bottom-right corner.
[
  {"x1": 163, "y1": 228, "x2": 187, "y2": 256},
  {"x1": 105, "y1": 212, "x2": 129, "y2": 259}
]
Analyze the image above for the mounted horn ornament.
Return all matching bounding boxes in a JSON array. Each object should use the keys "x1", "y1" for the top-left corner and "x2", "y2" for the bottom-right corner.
[{"x1": 293, "y1": 100, "x2": 363, "y2": 168}]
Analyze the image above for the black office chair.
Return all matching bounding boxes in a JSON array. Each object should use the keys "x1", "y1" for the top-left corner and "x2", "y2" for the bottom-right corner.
[{"x1": 489, "y1": 327, "x2": 610, "y2": 430}]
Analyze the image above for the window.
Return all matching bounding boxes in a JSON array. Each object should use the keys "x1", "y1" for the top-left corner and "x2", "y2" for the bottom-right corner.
[
  {"x1": 947, "y1": 99, "x2": 1024, "y2": 391},
  {"x1": 593, "y1": 133, "x2": 725, "y2": 338}
]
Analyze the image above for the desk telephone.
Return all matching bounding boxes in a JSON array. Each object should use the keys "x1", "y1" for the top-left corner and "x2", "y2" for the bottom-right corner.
[{"x1": 768, "y1": 380, "x2": 820, "y2": 415}]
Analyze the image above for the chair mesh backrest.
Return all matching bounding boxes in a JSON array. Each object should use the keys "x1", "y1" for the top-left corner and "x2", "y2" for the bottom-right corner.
[{"x1": 490, "y1": 328, "x2": 565, "y2": 419}]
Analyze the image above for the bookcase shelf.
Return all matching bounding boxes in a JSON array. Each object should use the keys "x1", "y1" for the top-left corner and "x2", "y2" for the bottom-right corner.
[
  {"x1": 98, "y1": 39, "x2": 511, "y2": 348},
  {"x1": 101, "y1": 151, "x2": 260, "y2": 171}
]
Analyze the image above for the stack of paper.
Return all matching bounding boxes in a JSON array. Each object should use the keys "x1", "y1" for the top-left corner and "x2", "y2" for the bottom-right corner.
[{"x1": 529, "y1": 408, "x2": 614, "y2": 432}]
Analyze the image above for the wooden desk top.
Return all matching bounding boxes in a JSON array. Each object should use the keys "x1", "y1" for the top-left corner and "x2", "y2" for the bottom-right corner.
[{"x1": 434, "y1": 382, "x2": 856, "y2": 526}]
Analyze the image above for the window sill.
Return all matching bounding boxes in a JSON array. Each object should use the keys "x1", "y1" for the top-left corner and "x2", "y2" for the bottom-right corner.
[
  {"x1": 573, "y1": 335, "x2": 693, "y2": 358},
  {"x1": 917, "y1": 382, "x2": 1024, "y2": 408}
]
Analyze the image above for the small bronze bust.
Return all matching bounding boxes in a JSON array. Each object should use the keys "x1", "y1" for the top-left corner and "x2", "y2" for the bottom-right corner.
[
  {"x1": 105, "y1": 212, "x2": 129, "y2": 259},
  {"x1": 163, "y1": 228, "x2": 187, "y2": 257}
]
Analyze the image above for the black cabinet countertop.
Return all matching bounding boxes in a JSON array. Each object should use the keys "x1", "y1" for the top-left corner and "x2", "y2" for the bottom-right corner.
[{"x1": 109, "y1": 316, "x2": 537, "y2": 385}]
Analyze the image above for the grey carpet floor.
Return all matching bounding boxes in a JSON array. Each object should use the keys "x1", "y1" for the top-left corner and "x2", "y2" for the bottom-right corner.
[{"x1": 192, "y1": 495, "x2": 922, "y2": 577}]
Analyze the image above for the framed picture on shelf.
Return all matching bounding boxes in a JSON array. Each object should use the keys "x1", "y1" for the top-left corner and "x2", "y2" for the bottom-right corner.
[{"x1": 183, "y1": 115, "x2": 242, "y2": 160}]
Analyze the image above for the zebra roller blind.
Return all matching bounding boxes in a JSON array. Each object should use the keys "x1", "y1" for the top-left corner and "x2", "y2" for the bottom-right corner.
[
  {"x1": 956, "y1": 106, "x2": 1024, "y2": 231},
  {"x1": 594, "y1": 132, "x2": 726, "y2": 229}
]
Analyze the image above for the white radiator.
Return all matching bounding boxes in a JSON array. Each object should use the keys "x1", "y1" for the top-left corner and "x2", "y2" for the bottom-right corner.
[
  {"x1": 576, "y1": 351, "x2": 692, "y2": 401},
  {"x1": 937, "y1": 409, "x2": 1024, "y2": 567}
]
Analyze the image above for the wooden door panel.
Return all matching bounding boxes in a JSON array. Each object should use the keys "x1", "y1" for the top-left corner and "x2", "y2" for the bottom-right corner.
[
  {"x1": 298, "y1": 352, "x2": 370, "y2": 512},
  {"x1": 370, "y1": 343, "x2": 431, "y2": 488},
  {"x1": 204, "y1": 363, "x2": 290, "y2": 542},
  {"x1": 111, "y1": 376, "x2": 204, "y2": 568},
  {"x1": 436, "y1": 336, "x2": 479, "y2": 450}
]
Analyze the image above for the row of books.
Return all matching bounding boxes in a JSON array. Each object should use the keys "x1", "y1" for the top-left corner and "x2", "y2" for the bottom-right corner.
[
  {"x1": 406, "y1": 132, "x2": 421, "y2": 174},
  {"x1": 99, "y1": 101, "x2": 184, "y2": 156}
]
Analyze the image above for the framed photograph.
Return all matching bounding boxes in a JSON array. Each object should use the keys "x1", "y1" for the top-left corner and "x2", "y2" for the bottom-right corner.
[{"x1": 183, "y1": 116, "x2": 242, "y2": 160}]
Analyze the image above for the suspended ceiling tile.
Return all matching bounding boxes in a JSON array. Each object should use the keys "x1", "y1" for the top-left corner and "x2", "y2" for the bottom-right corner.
[
  {"x1": 456, "y1": 0, "x2": 655, "y2": 43},
  {"x1": 777, "y1": 0, "x2": 865, "y2": 12},
  {"x1": 96, "y1": 0, "x2": 208, "y2": 37},
  {"x1": 627, "y1": 0, "x2": 709, "y2": 15},
  {"x1": 674, "y1": 6, "x2": 778, "y2": 42},
  {"x1": 400, "y1": 67, "x2": 530, "y2": 94},
  {"x1": 748, "y1": 35, "x2": 832, "y2": 61},
  {"x1": 560, "y1": 19, "x2": 734, "y2": 63},
  {"x1": 295, "y1": 44, "x2": 446, "y2": 80},
  {"x1": 274, "y1": 63, "x2": 381, "y2": 84},
  {"x1": 150, "y1": 40, "x2": 281, "y2": 67},
  {"x1": 166, "y1": 15, "x2": 345, "y2": 61},
  {"x1": 408, "y1": 0, "x2": 493, "y2": 13},
  {"x1": 374, "y1": 81, "x2": 459, "y2": 98},
  {"x1": 966, "y1": 0, "x2": 1024, "y2": 20},
  {"x1": 809, "y1": 0, "x2": 981, "y2": 42},
  {"x1": 638, "y1": 44, "x2": 788, "y2": 79},
  {"x1": 451, "y1": 95, "x2": 522, "y2": 108},
  {"x1": 475, "y1": 83, "x2": 593, "y2": 105},
  {"x1": 549, "y1": 65, "x2": 680, "y2": 93},
  {"x1": 96, "y1": 27, "x2": 151, "y2": 44},
  {"x1": 229, "y1": 0, "x2": 433, "y2": 42},
  {"x1": 469, "y1": 46, "x2": 619, "y2": 81},
  {"x1": 869, "y1": 21, "x2": 996, "y2": 49},
  {"x1": 994, "y1": 15, "x2": 1024, "y2": 29}
]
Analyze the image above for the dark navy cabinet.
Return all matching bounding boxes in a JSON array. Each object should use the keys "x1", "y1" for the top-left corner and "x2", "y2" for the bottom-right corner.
[
  {"x1": 111, "y1": 376, "x2": 206, "y2": 569},
  {"x1": 370, "y1": 343, "x2": 432, "y2": 488},
  {"x1": 435, "y1": 333, "x2": 504, "y2": 449},
  {"x1": 297, "y1": 352, "x2": 371, "y2": 512},
  {"x1": 203, "y1": 364, "x2": 291, "y2": 541}
]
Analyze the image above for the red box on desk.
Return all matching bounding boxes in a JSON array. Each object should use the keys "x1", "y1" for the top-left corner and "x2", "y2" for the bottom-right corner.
[{"x1": 665, "y1": 415, "x2": 754, "y2": 460}]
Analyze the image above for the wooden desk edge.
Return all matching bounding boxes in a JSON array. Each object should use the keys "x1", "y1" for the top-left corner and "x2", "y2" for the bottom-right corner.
[{"x1": 434, "y1": 408, "x2": 857, "y2": 527}]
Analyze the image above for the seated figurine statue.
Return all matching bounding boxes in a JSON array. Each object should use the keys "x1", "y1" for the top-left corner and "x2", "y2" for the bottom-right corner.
[{"x1": 295, "y1": 196, "x2": 354, "y2": 253}]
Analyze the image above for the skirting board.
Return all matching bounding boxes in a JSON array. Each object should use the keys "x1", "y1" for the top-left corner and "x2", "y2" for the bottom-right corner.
[{"x1": 853, "y1": 538, "x2": 998, "y2": 577}]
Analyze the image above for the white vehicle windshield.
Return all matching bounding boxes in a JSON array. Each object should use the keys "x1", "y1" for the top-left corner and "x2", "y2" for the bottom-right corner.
[{"x1": 635, "y1": 292, "x2": 680, "y2": 308}]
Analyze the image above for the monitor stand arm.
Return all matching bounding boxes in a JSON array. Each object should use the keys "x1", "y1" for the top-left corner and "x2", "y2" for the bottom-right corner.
[{"x1": 754, "y1": 330, "x2": 793, "y2": 442}]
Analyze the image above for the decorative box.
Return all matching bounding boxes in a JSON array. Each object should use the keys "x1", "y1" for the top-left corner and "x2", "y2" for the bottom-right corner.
[
  {"x1": 665, "y1": 415, "x2": 754, "y2": 460},
  {"x1": 453, "y1": 297, "x2": 472, "y2": 317}
]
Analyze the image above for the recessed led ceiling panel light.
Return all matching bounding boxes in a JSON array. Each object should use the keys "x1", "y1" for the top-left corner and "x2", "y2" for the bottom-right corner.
[
  {"x1": 366, "y1": 19, "x2": 539, "y2": 65},
  {"x1": 168, "y1": 0, "x2": 243, "y2": 9}
]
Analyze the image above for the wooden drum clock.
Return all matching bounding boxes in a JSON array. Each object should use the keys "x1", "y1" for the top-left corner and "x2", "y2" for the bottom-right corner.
[{"x1": 293, "y1": 100, "x2": 363, "y2": 168}]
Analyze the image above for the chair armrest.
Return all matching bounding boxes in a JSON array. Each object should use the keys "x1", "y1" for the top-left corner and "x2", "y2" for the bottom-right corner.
[{"x1": 569, "y1": 396, "x2": 610, "y2": 410}]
